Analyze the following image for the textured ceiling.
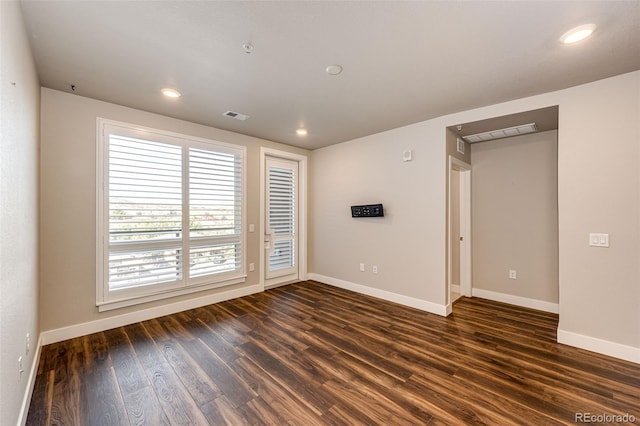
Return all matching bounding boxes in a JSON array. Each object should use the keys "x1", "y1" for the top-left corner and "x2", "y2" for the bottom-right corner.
[{"x1": 20, "y1": 1, "x2": 640, "y2": 149}]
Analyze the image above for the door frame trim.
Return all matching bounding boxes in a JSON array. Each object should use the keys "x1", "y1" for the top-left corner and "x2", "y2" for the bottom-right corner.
[
  {"x1": 447, "y1": 156, "x2": 472, "y2": 312},
  {"x1": 260, "y1": 147, "x2": 308, "y2": 289}
]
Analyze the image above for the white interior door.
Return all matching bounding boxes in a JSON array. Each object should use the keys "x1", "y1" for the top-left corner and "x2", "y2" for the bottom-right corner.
[
  {"x1": 448, "y1": 156, "x2": 472, "y2": 308},
  {"x1": 451, "y1": 169, "x2": 461, "y2": 288},
  {"x1": 458, "y1": 166, "x2": 472, "y2": 297},
  {"x1": 265, "y1": 157, "x2": 299, "y2": 283}
]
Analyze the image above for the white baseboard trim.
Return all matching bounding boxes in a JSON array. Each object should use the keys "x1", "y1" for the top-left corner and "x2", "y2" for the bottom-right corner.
[
  {"x1": 308, "y1": 273, "x2": 447, "y2": 317},
  {"x1": 41, "y1": 283, "x2": 263, "y2": 345},
  {"x1": 264, "y1": 276, "x2": 299, "y2": 290},
  {"x1": 472, "y1": 288, "x2": 559, "y2": 314},
  {"x1": 18, "y1": 334, "x2": 43, "y2": 426},
  {"x1": 450, "y1": 284, "x2": 460, "y2": 293},
  {"x1": 557, "y1": 329, "x2": 640, "y2": 364}
]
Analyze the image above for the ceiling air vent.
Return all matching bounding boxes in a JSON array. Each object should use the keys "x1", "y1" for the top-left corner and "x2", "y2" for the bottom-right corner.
[
  {"x1": 463, "y1": 123, "x2": 538, "y2": 143},
  {"x1": 223, "y1": 111, "x2": 250, "y2": 121}
]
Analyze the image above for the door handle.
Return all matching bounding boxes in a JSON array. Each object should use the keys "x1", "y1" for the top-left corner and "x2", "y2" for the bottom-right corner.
[{"x1": 265, "y1": 229, "x2": 274, "y2": 254}]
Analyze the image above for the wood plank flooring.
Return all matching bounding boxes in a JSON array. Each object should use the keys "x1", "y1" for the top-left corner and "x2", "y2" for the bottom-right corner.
[{"x1": 27, "y1": 281, "x2": 640, "y2": 425}]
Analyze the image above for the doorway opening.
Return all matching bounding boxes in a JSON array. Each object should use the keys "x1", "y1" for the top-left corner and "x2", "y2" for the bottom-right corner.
[{"x1": 447, "y1": 105, "x2": 559, "y2": 315}]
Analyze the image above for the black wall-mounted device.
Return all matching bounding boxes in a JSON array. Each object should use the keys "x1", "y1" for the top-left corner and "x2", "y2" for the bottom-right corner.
[{"x1": 351, "y1": 204, "x2": 384, "y2": 218}]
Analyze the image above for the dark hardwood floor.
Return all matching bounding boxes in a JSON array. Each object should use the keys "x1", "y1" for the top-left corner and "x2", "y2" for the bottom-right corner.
[{"x1": 27, "y1": 281, "x2": 640, "y2": 425}]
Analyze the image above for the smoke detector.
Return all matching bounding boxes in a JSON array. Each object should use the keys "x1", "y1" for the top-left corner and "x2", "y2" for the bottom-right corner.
[
  {"x1": 242, "y1": 43, "x2": 254, "y2": 54},
  {"x1": 325, "y1": 64, "x2": 343, "y2": 75}
]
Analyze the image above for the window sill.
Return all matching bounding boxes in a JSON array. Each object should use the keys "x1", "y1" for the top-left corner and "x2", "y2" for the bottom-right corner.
[{"x1": 97, "y1": 275, "x2": 247, "y2": 312}]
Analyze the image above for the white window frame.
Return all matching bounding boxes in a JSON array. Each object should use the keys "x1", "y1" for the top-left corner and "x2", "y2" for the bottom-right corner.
[{"x1": 96, "y1": 118, "x2": 246, "y2": 311}]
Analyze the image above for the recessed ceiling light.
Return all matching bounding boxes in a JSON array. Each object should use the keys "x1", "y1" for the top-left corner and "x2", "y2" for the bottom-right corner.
[
  {"x1": 296, "y1": 128, "x2": 308, "y2": 136},
  {"x1": 325, "y1": 64, "x2": 343, "y2": 76},
  {"x1": 161, "y1": 88, "x2": 181, "y2": 98},
  {"x1": 560, "y1": 24, "x2": 596, "y2": 44}
]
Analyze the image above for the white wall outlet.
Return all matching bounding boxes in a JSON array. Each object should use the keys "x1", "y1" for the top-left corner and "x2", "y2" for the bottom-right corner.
[
  {"x1": 359, "y1": 263, "x2": 365, "y2": 272},
  {"x1": 249, "y1": 224, "x2": 255, "y2": 233},
  {"x1": 249, "y1": 263, "x2": 255, "y2": 272},
  {"x1": 26, "y1": 333, "x2": 30, "y2": 355},
  {"x1": 589, "y1": 233, "x2": 609, "y2": 247},
  {"x1": 509, "y1": 270, "x2": 517, "y2": 280},
  {"x1": 372, "y1": 265, "x2": 378, "y2": 274}
]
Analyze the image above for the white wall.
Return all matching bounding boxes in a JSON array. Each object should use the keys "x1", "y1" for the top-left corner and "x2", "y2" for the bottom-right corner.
[
  {"x1": 39, "y1": 88, "x2": 309, "y2": 333},
  {"x1": 0, "y1": 2, "x2": 41, "y2": 424},
  {"x1": 310, "y1": 71, "x2": 640, "y2": 361},
  {"x1": 555, "y1": 73, "x2": 639, "y2": 358},
  {"x1": 471, "y1": 130, "x2": 558, "y2": 305},
  {"x1": 310, "y1": 118, "x2": 448, "y2": 311}
]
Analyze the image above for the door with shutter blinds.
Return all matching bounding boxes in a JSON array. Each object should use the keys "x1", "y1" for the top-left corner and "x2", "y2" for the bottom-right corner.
[{"x1": 265, "y1": 157, "x2": 298, "y2": 281}]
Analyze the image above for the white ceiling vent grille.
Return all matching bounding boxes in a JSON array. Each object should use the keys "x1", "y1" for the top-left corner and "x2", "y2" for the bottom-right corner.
[
  {"x1": 463, "y1": 123, "x2": 538, "y2": 143},
  {"x1": 223, "y1": 111, "x2": 250, "y2": 121}
]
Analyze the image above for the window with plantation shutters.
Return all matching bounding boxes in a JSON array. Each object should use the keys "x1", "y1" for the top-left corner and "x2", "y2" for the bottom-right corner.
[
  {"x1": 188, "y1": 147, "x2": 242, "y2": 280},
  {"x1": 97, "y1": 119, "x2": 245, "y2": 309}
]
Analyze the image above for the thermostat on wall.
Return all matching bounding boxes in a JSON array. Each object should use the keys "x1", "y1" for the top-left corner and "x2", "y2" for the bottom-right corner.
[{"x1": 351, "y1": 204, "x2": 384, "y2": 218}]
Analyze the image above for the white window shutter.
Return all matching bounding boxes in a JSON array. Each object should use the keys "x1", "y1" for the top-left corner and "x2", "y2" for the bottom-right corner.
[{"x1": 98, "y1": 120, "x2": 245, "y2": 308}]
